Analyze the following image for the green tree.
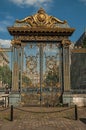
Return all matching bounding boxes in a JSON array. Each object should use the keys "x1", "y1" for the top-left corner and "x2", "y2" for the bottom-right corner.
[{"x1": 0, "y1": 65, "x2": 12, "y2": 88}]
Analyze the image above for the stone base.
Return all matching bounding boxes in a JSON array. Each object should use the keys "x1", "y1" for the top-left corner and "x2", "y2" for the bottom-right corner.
[
  {"x1": 9, "y1": 92, "x2": 21, "y2": 106},
  {"x1": 63, "y1": 92, "x2": 73, "y2": 106},
  {"x1": 63, "y1": 92, "x2": 86, "y2": 107}
]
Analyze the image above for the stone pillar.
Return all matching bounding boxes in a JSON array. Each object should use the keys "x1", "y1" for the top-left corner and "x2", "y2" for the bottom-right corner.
[
  {"x1": 62, "y1": 40, "x2": 71, "y2": 93},
  {"x1": 12, "y1": 45, "x2": 19, "y2": 92},
  {"x1": 11, "y1": 40, "x2": 23, "y2": 92}
]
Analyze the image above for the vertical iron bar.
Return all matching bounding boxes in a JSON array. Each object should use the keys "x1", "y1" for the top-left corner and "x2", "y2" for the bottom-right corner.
[
  {"x1": 39, "y1": 44, "x2": 43, "y2": 107},
  {"x1": 10, "y1": 47, "x2": 13, "y2": 91},
  {"x1": 20, "y1": 46, "x2": 24, "y2": 92},
  {"x1": 19, "y1": 48, "x2": 21, "y2": 93}
]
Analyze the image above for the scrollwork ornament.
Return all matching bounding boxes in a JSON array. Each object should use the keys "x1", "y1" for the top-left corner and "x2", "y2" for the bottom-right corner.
[{"x1": 15, "y1": 8, "x2": 67, "y2": 28}]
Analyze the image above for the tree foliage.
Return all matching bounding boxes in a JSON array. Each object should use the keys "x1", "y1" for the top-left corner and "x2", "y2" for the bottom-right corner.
[{"x1": 0, "y1": 65, "x2": 12, "y2": 88}]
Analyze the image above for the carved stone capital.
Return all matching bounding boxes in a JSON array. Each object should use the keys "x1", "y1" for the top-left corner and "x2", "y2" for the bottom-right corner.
[
  {"x1": 11, "y1": 39, "x2": 21, "y2": 46},
  {"x1": 62, "y1": 39, "x2": 71, "y2": 47}
]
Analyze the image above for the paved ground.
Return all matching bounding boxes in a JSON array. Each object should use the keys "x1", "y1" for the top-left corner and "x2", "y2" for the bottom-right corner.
[{"x1": 0, "y1": 107, "x2": 86, "y2": 130}]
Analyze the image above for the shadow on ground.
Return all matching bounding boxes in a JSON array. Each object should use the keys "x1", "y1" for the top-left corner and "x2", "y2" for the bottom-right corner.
[{"x1": 80, "y1": 118, "x2": 86, "y2": 124}]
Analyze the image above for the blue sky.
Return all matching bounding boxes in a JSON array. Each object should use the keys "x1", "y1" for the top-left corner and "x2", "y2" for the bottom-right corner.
[{"x1": 0, "y1": 0, "x2": 86, "y2": 47}]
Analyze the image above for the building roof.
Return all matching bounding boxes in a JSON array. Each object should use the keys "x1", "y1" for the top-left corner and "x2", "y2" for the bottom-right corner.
[{"x1": 75, "y1": 31, "x2": 86, "y2": 47}]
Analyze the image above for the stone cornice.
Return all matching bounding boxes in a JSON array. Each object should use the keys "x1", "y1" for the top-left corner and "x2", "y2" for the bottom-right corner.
[{"x1": 8, "y1": 26, "x2": 75, "y2": 36}]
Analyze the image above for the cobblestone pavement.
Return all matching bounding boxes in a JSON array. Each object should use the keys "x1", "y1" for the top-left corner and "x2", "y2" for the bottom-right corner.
[{"x1": 0, "y1": 107, "x2": 86, "y2": 130}]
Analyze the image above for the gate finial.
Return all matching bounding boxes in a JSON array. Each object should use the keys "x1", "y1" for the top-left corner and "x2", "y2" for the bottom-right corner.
[{"x1": 38, "y1": 7, "x2": 46, "y2": 13}]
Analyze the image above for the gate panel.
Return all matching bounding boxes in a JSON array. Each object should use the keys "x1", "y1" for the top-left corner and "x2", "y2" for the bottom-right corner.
[{"x1": 21, "y1": 43, "x2": 61, "y2": 106}]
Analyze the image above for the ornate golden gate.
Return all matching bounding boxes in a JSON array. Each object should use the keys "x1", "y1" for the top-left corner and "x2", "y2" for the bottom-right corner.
[{"x1": 8, "y1": 8, "x2": 75, "y2": 106}]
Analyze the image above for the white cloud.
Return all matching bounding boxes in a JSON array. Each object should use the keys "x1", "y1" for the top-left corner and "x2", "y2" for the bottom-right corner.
[
  {"x1": 79, "y1": 0, "x2": 86, "y2": 5},
  {"x1": 9, "y1": 0, "x2": 52, "y2": 7},
  {"x1": 0, "y1": 16, "x2": 14, "y2": 32},
  {"x1": 0, "y1": 39, "x2": 11, "y2": 48},
  {"x1": 0, "y1": 20, "x2": 9, "y2": 32}
]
